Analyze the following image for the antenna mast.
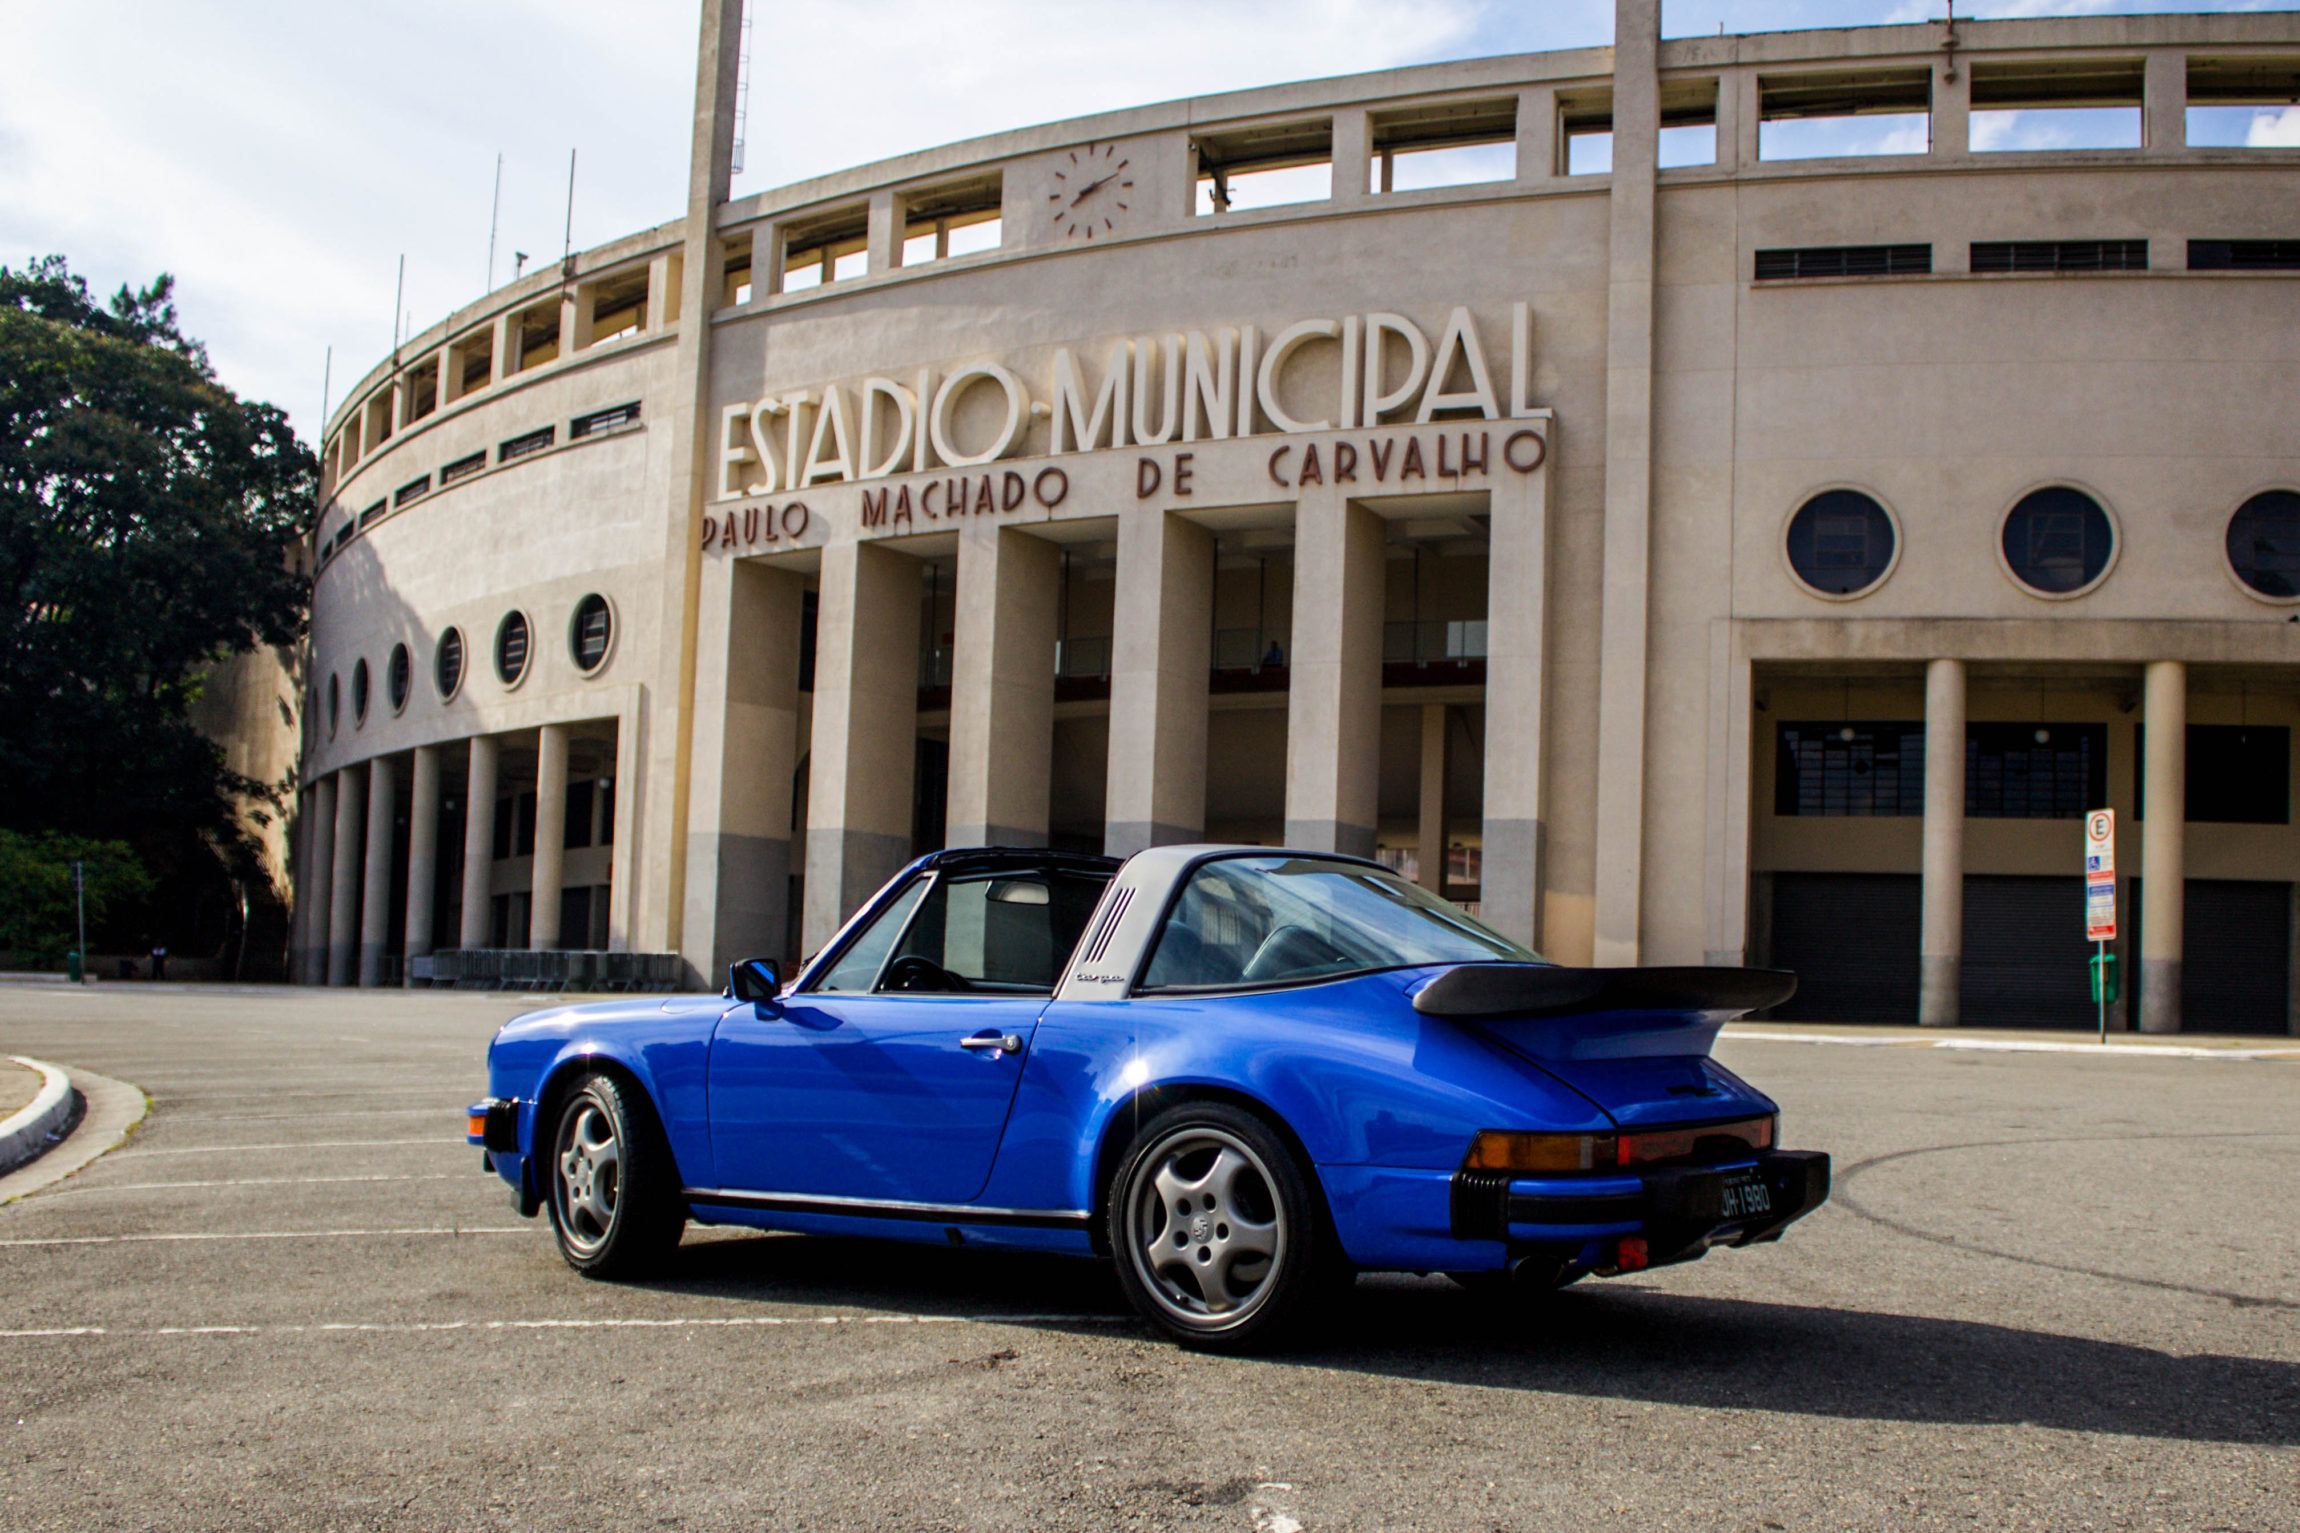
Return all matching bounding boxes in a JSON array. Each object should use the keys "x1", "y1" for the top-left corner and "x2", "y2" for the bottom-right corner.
[{"x1": 485, "y1": 152, "x2": 503, "y2": 293}]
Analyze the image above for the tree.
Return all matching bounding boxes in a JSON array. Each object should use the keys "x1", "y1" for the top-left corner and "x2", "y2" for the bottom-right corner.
[
  {"x1": 0, "y1": 831, "x2": 152, "y2": 968},
  {"x1": 0, "y1": 256, "x2": 314, "y2": 970}
]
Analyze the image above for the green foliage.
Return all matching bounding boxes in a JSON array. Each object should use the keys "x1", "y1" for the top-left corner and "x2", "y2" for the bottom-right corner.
[
  {"x1": 0, "y1": 255, "x2": 313, "y2": 847},
  {"x1": 0, "y1": 829, "x2": 153, "y2": 967}
]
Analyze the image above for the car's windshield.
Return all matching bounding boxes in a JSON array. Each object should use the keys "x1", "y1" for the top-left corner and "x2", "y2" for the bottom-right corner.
[{"x1": 1137, "y1": 855, "x2": 1539, "y2": 990}]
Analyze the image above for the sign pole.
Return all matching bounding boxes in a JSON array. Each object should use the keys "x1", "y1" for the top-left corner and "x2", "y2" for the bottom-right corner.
[
  {"x1": 2084, "y1": 810, "x2": 2117, "y2": 1046},
  {"x1": 73, "y1": 859, "x2": 87, "y2": 985}
]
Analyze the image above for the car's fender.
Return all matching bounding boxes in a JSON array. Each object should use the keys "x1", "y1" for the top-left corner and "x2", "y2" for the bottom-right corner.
[
  {"x1": 978, "y1": 968, "x2": 1615, "y2": 1220},
  {"x1": 487, "y1": 997, "x2": 724, "y2": 1195}
]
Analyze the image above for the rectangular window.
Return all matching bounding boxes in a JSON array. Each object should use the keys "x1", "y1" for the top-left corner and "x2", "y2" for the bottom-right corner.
[
  {"x1": 1754, "y1": 244, "x2": 1931, "y2": 280},
  {"x1": 564, "y1": 780, "x2": 595, "y2": 850},
  {"x1": 357, "y1": 499, "x2": 387, "y2": 528},
  {"x1": 2184, "y1": 57, "x2": 2300, "y2": 147},
  {"x1": 393, "y1": 473, "x2": 431, "y2": 508},
  {"x1": 579, "y1": 267, "x2": 650, "y2": 348},
  {"x1": 1775, "y1": 723, "x2": 1926, "y2": 817},
  {"x1": 570, "y1": 401, "x2": 642, "y2": 439},
  {"x1": 1195, "y1": 119, "x2": 1332, "y2": 214},
  {"x1": 900, "y1": 172, "x2": 1003, "y2": 265},
  {"x1": 499, "y1": 425, "x2": 555, "y2": 463},
  {"x1": 781, "y1": 205, "x2": 869, "y2": 291},
  {"x1": 364, "y1": 392, "x2": 394, "y2": 450},
  {"x1": 1758, "y1": 69, "x2": 1931, "y2": 161},
  {"x1": 2189, "y1": 240, "x2": 2300, "y2": 271},
  {"x1": 1965, "y1": 724, "x2": 2105, "y2": 819},
  {"x1": 1971, "y1": 240, "x2": 2148, "y2": 273},
  {"x1": 513, "y1": 298, "x2": 562, "y2": 373},
  {"x1": 447, "y1": 330, "x2": 493, "y2": 402},
  {"x1": 1369, "y1": 98, "x2": 1517, "y2": 192},
  {"x1": 2137, "y1": 725, "x2": 2291, "y2": 823},
  {"x1": 439, "y1": 451, "x2": 486, "y2": 487},
  {"x1": 401, "y1": 357, "x2": 440, "y2": 427},
  {"x1": 1969, "y1": 59, "x2": 2145, "y2": 153},
  {"x1": 722, "y1": 231, "x2": 754, "y2": 307},
  {"x1": 1560, "y1": 92, "x2": 1614, "y2": 175}
]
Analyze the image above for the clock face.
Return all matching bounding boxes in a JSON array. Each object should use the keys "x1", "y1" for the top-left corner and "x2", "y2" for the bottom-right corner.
[{"x1": 1049, "y1": 142, "x2": 1133, "y2": 241}]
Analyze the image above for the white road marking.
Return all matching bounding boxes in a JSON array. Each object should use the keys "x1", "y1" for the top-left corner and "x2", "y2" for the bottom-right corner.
[
  {"x1": 0, "y1": 1313, "x2": 1136, "y2": 1339},
  {"x1": 1723, "y1": 1029, "x2": 2300, "y2": 1061},
  {"x1": 110, "y1": 1138, "x2": 466, "y2": 1157},
  {"x1": 0, "y1": 1226, "x2": 530, "y2": 1247},
  {"x1": 163, "y1": 1108, "x2": 455, "y2": 1124},
  {"x1": 33, "y1": 1174, "x2": 461, "y2": 1198}
]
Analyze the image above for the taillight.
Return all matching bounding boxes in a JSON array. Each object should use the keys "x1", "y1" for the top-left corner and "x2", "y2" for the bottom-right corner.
[
  {"x1": 1463, "y1": 1130, "x2": 1618, "y2": 1173},
  {"x1": 1465, "y1": 1115, "x2": 1775, "y2": 1174}
]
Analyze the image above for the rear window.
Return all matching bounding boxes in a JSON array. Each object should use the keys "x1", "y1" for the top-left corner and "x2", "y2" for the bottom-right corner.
[{"x1": 1138, "y1": 855, "x2": 1535, "y2": 991}]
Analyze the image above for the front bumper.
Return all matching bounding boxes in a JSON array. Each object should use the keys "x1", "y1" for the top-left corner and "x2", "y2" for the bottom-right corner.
[{"x1": 1450, "y1": 1148, "x2": 1831, "y2": 1263}]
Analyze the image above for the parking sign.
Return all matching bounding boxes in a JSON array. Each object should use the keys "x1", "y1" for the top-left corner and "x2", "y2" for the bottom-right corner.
[{"x1": 2085, "y1": 810, "x2": 2116, "y2": 941}]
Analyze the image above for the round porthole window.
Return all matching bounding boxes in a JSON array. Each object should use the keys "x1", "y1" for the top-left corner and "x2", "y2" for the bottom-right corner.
[
  {"x1": 1785, "y1": 489, "x2": 1898, "y2": 597},
  {"x1": 327, "y1": 674, "x2": 340, "y2": 739},
  {"x1": 2226, "y1": 489, "x2": 2300, "y2": 600},
  {"x1": 351, "y1": 658, "x2": 371, "y2": 725},
  {"x1": 387, "y1": 643, "x2": 412, "y2": 714},
  {"x1": 495, "y1": 611, "x2": 531, "y2": 687},
  {"x1": 2001, "y1": 486, "x2": 2115, "y2": 597},
  {"x1": 435, "y1": 627, "x2": 465, "y2": 700},
  {"x1": 569, "y1": 594, "x2": 613, "y2": 674}
]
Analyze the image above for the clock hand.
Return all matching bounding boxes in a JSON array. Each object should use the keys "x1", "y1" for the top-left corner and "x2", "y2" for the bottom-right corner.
[{"x1": 1068, "y1": 174, "x2": 1116, "y2": 207}]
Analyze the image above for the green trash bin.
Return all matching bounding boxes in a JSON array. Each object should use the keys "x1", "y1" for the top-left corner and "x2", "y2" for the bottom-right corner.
[
  {"x1": 66, "y1": 949, "x2": 82, "y2": 984},
  {"x1": 2089, "y1": 950, "x2": 2120, "y2": 1004}
]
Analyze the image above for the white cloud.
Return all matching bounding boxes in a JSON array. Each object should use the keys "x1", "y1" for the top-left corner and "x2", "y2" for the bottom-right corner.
[{"x1": 2248, "y1": 106, "x2": 2300, "y2": 148}]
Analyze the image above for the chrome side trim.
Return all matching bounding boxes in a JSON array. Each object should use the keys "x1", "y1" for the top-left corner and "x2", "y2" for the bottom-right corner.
[{"x1": 682, "y1": 1186, "x2": 1092, "y2": 1230}]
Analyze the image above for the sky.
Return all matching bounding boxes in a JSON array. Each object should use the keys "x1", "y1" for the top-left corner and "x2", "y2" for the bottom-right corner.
[{"x1": 0, "y1": 0, "x2": 2288, "y2": 448}]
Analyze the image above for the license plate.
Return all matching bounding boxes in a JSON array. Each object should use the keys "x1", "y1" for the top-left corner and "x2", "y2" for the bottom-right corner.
[{"x1": 1718, "y1": 1173, "x2": 1773, "y2": 1221}]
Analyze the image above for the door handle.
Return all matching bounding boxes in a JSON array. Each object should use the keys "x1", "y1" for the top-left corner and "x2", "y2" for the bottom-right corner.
[{"x1": 960, "y1": 1032, "x2": 1026, "y2": 1054}]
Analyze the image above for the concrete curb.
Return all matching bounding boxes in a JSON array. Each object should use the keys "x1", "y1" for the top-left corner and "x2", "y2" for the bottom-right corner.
[
  {"x1": 0, "y1": 1063, "x2": 148, "y2": 1205},
  {"x1": 1722, "y1": 1025, "x2": 2300, "y2": 1061},
  {"x1": 0, "y1": 1057, "x2": 76, "y2": 1176}
]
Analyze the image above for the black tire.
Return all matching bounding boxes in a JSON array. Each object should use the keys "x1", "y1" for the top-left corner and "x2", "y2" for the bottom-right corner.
[
  {"x1": 545, "y1": 1072, "x2": 685, "y2": 1278},
  {"x1": 1106, "y1": 1101, "x2": 1347, "y2": 1353}
]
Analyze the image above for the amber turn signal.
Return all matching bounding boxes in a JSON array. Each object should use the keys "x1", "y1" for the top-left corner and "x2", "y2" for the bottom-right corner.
[
  {"x1": 1462, "y1": 1130, "x2": 1619, "y2": 1173},
  {"x1": 467, "y1": 1110, "x2": 489, "y2": 1140}
]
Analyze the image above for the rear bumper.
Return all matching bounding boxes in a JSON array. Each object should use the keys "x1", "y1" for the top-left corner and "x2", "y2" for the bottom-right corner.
[{"x1": 1451, "y1": 1148, "x2": 1831, "y2": 1258}]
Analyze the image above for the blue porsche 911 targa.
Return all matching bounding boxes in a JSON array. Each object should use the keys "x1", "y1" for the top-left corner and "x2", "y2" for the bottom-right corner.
[{"x1": 471, "y1": 845, "x2": 1828, "y2": 1350}]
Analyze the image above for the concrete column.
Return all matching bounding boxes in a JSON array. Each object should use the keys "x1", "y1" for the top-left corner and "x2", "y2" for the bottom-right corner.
[
  {"x1": 2145, "y1": 49, "x2": 2186, "y2": 154},
  {"x1": 2140, "y1": 660, "x2": 2186, "y2": 1034},
  {"x1": 1479, "y1": 434, "x2": 1552, "y2": 952},
  {"x1": 531, "y1": 724, "x2": 570, "y2": 951},
  {"x1": 1920, "y1": 659, "x2": 1966, "y2": 1027},
  {"x1": 1733, "y1": 71, "x2": 1761, "y2": 170},
  {"x1": 489, "y1": 312, "x2": 513, "y2": 387},
  {"x1": 1516, "y1": 86, "x2": 1559, "y2": 184},
  {"x1": 606, "y1": 710, "x2": 639, "y2": 953},
  {"x1": 646, "y1": 250, "x2": 680, "y2": 332},
  {"x1": 803, "y1": 539, "x2": 923, "y2": 952},
  {"x1": 1701, "y1": 636, "x2": 1756, "y2": 967},
  {"x1": 327, "y1": 767, "x2": 364, "y2": 986},
  {"x1": 948, "y1": 524, "x2": 1060, "y2": 847},
  {"x1": 1590, "y1": 0, "x2": 1660, "y2": 967},
  {"x1": 1105, "y1": 507, "x2": 1214, "y2": 857},
  {"x1": 1712, "y1": 71, "x2": 1744, "y2": 172},
  {"x1": 1933, "y1": 58, "x2": 1970, "y2": 159},
  {"x1": 1331, "y1": 109, "x2": 1372, "y2": 205},
  {"x1": 866, "y1": 189, "x2": 899, "y2": 273},
  {"x1": 1418, "y1": 704, "x2": 1447, "y2": 893},
  {"x1": 358, "y1": 757, "x2": 397, "y2": 987},
  {"x1": 301, "y1": 776, "x2": 336, "y2": 985},
  {"x1": 403, "y1": 744, "x2": 442, "y2": 974},
  {"x1": 684, "y1": 556, "x2": 805, "y2": 978},
  {"x1": 459, "y1": 736, "x2": 499, "y2": 949},
  {"x1": 1285, "y1": 490, "x2": 1384, "y2": 858}
]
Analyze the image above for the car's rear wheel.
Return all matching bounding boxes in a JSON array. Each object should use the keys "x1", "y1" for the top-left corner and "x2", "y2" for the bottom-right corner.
[
  {"x1": 1108, "y1": 1102, "x2": 1343, "y2": 1352},
  {"x1": 546, "y1": 1072, "x2": 684, "y2": 1278}
]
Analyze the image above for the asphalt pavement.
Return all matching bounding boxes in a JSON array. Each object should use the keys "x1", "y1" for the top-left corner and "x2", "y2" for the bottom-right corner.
[{"x1": 0, "y1": 983, "x2": 2293, "y2": 1531}]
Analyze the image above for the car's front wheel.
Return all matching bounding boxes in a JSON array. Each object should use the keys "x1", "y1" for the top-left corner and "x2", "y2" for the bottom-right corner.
[
  {"x1": 546, "y1": 1072, "x2": 684, "y2": 1278},
  {"x1": 1107, "y1": 1102, "x2": 1345, "y2": 1352}
]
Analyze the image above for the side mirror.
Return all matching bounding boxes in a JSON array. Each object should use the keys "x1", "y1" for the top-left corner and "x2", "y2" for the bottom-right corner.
[{"x1": 729, "y1": 958, "x2": 782, "y2": 1005}]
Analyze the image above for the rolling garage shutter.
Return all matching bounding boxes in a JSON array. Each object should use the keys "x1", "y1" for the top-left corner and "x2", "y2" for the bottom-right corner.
[
  {"x1": 1770, "y1": 873, "x2": 1920, "y2": 1022},
  {"x1": 1959, "y1": 876, "x2": 2095, "y2": 1028},
  {"x1": 2130, "y1": 878, "x2": 2290, "y2": 1035}
]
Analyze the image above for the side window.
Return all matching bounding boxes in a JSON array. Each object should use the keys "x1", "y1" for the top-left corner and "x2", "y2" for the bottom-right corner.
[
  {"x1": 1139, "y1": 868, "x2": 1274, "y2": 989},
  {"x1": 887, "y1": 872, "x2": 1107, "y2": 992},
  {"x1": 813, "y1": 878, "x2": 930, "y2": 992}
]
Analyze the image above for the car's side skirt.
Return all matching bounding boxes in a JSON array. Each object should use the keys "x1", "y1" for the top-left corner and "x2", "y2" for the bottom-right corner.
[{"x1": 682, "y1": 1187, "x2": 1092, "y2": 1231}]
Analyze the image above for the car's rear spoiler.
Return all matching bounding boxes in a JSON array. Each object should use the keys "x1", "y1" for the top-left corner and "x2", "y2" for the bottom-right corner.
[{"x1": 1411, "y1": 963, "x2": 1797, "y2": 1020}]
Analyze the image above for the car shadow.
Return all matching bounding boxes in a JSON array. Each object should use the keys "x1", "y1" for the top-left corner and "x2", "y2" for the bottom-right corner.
[{"x1": 635, "y1": 1232, "x2": 2297, "y2": 1448}]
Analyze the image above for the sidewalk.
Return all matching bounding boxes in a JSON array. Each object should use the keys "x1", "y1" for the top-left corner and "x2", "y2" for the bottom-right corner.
[{"x1": 1722, "y1": 1020, "x2": 2300, "y2": 1060}]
